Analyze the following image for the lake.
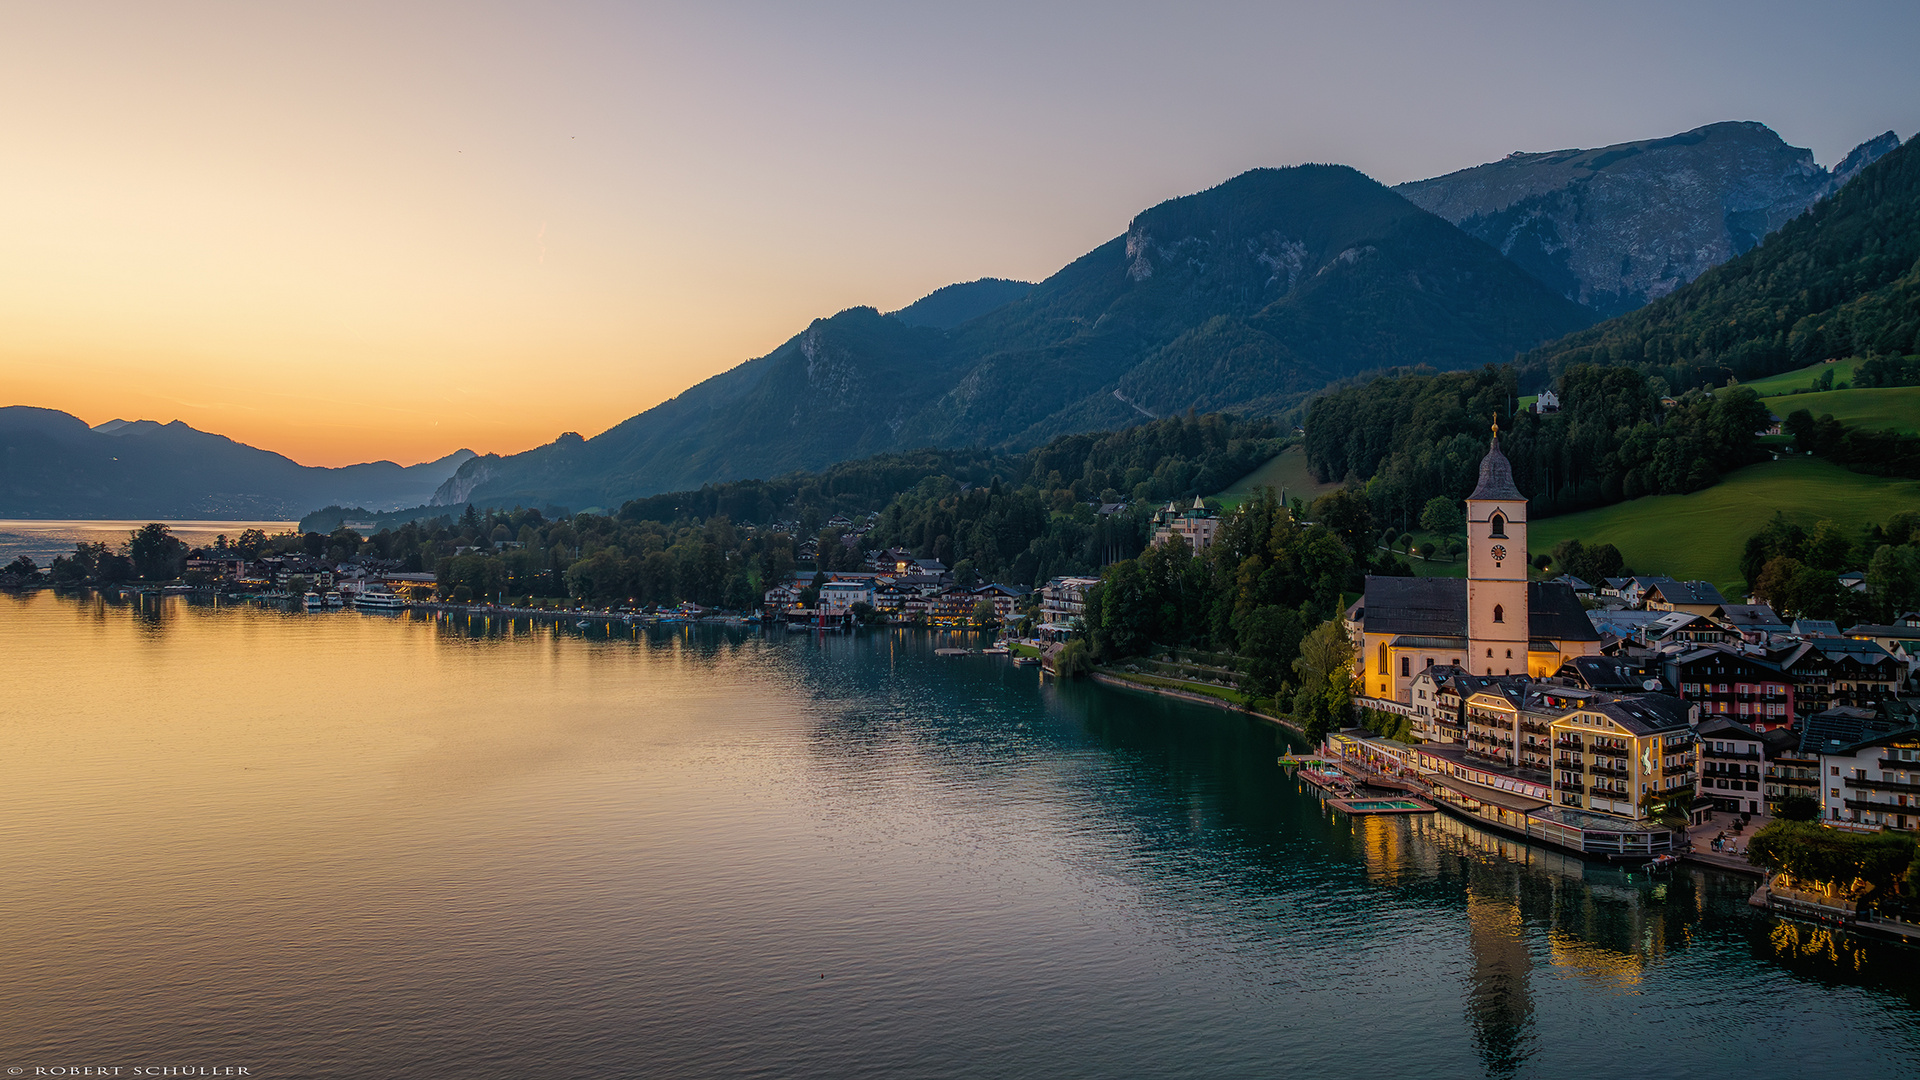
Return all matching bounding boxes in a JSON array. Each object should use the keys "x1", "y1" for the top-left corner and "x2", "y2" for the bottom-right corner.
[
  {"x1": 0, "y1": 520, "x2": 298, "y2": 564},
  {"x1": 1, "y1": 589, "x2": 1915, "y2": 1078}
]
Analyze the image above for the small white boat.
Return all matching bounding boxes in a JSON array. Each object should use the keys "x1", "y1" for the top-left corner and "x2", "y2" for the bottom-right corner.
[{"x1": 324, "y1": 591, "x2": 345, "y2": 608}]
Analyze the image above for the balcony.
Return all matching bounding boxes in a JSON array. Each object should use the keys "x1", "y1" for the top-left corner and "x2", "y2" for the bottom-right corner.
[
  {"x1": 1554, "y1": 738, "x2": 1585, "y2": 752},
  {"x1": 1590, "y1": 763, "x2": 1629, "y2": 778},
  {"x1": 1555, "y1": 781, "x2": 1586, "y2": 794},
  {"x1": 1704, "y1": 749, "x2": 1763, "y2": 761},
  {"x1": 1844, "y1": 775, "x2": 1920, "y2": 796}
]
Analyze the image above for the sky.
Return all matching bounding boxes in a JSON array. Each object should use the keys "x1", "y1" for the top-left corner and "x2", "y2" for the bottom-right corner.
[{"x1": 3, "y1": 1, "x2": 1915, "y2": 468}]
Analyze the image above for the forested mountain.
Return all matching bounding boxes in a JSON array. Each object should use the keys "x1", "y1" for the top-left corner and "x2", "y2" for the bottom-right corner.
[
  {"x1": 888, "y1": 278, "x2": 1034, "y2": 329},
  {"x1": 432, "y1": 164, "x2": 1592, "y2": 512},
  {"x1": 0, "y1": 406, "x2": 473, "y2": 518},
  {"x1": 1398, "y1": 122, "x2": 1899, "y2": 317},
  {"x1": 1520, "y1": 131, "x2": 1920, "y2": 388}
]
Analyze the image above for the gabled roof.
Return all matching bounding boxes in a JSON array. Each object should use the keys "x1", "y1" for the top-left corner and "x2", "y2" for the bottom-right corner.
[
  {"x1": 1560, "y1": 655, "x2": 1658, "y2": 692},
  {"x1": 1695, "y1": 716, "x2": 1761, "y2": 741},
  {"x1": 1588, "y1": 695, "x2": 1691, "y2": 736},
  {"x1": 1644, "y1": 580, "x2": 1727, "y2": 606}
]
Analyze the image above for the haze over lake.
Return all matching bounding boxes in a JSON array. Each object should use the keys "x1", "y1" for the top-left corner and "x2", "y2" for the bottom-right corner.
[{"x1": 2, "y1": 591, "x2": 1915, "y2": 1077}]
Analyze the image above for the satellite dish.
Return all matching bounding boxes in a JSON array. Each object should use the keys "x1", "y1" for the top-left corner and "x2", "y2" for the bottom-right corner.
[{"x1": 1642, "y1": 679, "x2": 1660, "y2": 691}]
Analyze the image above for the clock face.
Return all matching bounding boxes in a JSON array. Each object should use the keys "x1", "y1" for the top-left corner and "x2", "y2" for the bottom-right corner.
[{"x1": 1490, "y1": 544, "x2": 1508, "y2": 562}]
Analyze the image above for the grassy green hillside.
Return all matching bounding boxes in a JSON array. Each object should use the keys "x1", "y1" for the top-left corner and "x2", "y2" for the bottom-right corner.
[
  {"x1": 1530, "y1": 455, "x2": 1920, "y2": 594},
  {"x1": 1761, "y1": 385, "x2": 1920, "y2": 435},
  {"x1": 1732, "y1": 358, "x2": 1863, "y2": 396},
  {"x1": 1215, "y1": 445, "x2": 1340, "y2": 509}
]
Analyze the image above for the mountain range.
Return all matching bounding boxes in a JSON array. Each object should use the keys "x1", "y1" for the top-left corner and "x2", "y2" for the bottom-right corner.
[
  {"x1": 1397, "y1": 121, "x2": 1899, "y2": 317},
  {"x1": 12, "y1": 120, "x2": 1904, "y2": 521},
  {"x1": 0, "y1": 407, "x2": 473, "y2": 519},
  {"x1": 431, "y1": 163, "x2": 1595, "y2": 511}
]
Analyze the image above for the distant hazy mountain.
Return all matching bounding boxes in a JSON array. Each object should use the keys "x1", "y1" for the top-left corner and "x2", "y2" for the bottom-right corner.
[
  {"x1": 431, "y1": 163, "x2": 1593, "y2": 512},
  {"x1": 1397, "y1": 122, "x2": 1901, "y2": 317},
  {"x1": 0, "y1": 407, "x2": 474, "y2": 520}
]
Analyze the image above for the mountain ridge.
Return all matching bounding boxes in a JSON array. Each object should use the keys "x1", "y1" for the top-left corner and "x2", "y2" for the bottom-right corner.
[
  {"x1": 1396, "y1": 121, "x2": 1900, "y2": 317},
  {"x1": 0, "y1": 406, "x2": 475, "y2": 519},
  {"x1": 434, "y1": 163, "x2": 1594, "y2": 511}
]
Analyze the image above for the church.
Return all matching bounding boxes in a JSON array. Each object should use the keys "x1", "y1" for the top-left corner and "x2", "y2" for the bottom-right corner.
[{"x1": 1347, "y1": 430, "x2": 1600, "y2": 705}]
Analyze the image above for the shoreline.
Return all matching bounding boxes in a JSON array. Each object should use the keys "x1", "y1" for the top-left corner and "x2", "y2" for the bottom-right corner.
[{"x1": 1090, "y1": 669, "x2": 1306, "y2": 737}]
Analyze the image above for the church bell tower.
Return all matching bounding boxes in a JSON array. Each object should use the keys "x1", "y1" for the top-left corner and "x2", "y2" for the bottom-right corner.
[{"x1": 1466, "y1": 424, "x2": 1530, "y2": 676}]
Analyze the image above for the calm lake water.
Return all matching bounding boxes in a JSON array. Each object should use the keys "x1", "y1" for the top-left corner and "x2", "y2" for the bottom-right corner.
[
  {"x1": 0, "y1": 520, "x2": 298, "y2": 563},
  {"x1": 2, "y1": 589, "x2": 1916, "y2": 1079}
]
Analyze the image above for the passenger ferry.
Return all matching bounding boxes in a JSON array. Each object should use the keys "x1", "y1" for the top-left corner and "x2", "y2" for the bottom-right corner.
[{"x1": 354, "y1": 586, "x2": 407, "y2": 610}]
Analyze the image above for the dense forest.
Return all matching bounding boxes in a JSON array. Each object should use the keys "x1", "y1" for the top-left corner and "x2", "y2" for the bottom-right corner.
[
  {"x1": 1741, "y1": 510, "x2": 1920, "y2": 622},
  {"x1": 1520, "y1": 133, "x2": 1920, "y2": 389},
  {"x1": 1301, "y1": 364, "x2": 1770, "y2": 528}
]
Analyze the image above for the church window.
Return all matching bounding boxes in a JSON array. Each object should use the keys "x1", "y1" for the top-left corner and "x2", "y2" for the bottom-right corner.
[
  {"x1": 1377, "y1": 643, "x2": 1387, "y2": 675},
  {"x1": 1401, "y1": 657, "x2": 1410, "y2": 678},
  {"x1": 1493, "y1": 604, "x2": 1504, "y2": 623},
  {"x1": 1506, "y1": 649, "x2": 1513, "y2": 658},
  {"x1": 1489, "y1": 513, "x2": 1507, "y2": 538},
  {"x1": 1486, "y1": 649, "x2": 1493, "y2": 658}
]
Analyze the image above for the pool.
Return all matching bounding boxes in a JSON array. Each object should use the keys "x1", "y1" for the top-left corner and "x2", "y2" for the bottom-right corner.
[{"x1": 1326, "y1": 797, "x2": 1437, "y2": 815}]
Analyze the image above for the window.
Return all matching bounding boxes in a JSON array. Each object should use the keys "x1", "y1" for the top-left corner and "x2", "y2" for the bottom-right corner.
[
  {"x1": 1400, "y1": 657, "x2": 1410, "y2": 678},
  {"x1": 1489, "y1": 513, "x2": 1507, "y2": 538},
  {"x1": 1377, "y1": 643, "x2": 1387, "y2": 675},
  {"x1": 1506, "y1": 649, "x2": 1513, "y2": 659},
  {"x1": 1493, "y1": 604, "x2": 1504, "y2": 624},
  {"x1": 1486, "y1": 649, "x2": 1493, "y2": 658}
]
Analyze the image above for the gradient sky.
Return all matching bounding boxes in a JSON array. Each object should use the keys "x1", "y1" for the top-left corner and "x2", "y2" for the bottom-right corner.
[{"x1": 4, "y1": 1, "x2": 1915, "y2": 467}]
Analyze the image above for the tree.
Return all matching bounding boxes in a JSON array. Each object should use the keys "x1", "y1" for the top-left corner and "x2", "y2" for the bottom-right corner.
[
  {"x1": 1418, "y1": 496, "x2": 1463, "y2": 535},
  {"x1": 129, "y1": 523, "x2": 187, "y2": 581},
  {"x1": 1775, "y1": 795, "x2": 1821, "y2": 822},
  {"x1": 971, "y1": 598, "x2": 999, "y2": 627},
  {"x1": 1235, "y1": 605, "x2": 1304, "y2": 701},
  {"x1": 1054, "y1": 639, "x2": 1093, "y2": 677}
]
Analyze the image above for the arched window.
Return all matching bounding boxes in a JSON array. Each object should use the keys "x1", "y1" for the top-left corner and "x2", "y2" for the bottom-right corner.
[
  {"x1": 1489, "y1": 512, "x2": 1507, "y2": 538},
  {"x1": 1506, "y1": 649, "x2": 1513, "y2": 658},
  {"x1": 1486, "y1": 648, "x2": 1493, "y2": 658},
  {"x1": 1377, "y1": 643, "x2": 1387, "y2": 675},
  {"x1": 1493, "y1": 604, "x2": 1504, "y2": 623}
]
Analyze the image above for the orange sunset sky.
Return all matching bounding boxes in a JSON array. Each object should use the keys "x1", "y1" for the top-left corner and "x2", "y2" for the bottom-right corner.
[{"x1": 4, "y1": 2, "x2": 1913, "y2": 467}]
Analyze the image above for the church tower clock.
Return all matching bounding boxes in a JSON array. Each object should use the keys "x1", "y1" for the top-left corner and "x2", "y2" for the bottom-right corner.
[{"x1": 1465, "y1": 425, "x2": 1530, "y2": 676}]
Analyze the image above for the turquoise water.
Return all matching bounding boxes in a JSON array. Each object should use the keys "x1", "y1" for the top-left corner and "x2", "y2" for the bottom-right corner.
[{"x1": 1, "y1": 590, "x2": 1915, "y2": 1078}]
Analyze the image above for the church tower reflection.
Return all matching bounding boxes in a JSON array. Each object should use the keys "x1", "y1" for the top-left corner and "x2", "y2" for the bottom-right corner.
[{"x1": 1463, "y1": 862, "x2": 1535, "y2": 1077}]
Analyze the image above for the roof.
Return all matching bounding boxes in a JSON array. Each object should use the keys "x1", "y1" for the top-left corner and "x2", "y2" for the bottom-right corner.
[
  {"x1": 1844, "y1": 623, "x2": 1920, "y2": 639},
  {"x1": 1801, "y1": 706, "x2": 1901, "y2": 754},
  {"x1": 1561, "y1": 655, "x2": 1659, "y2": 692},
  {"x1": 1791, "y1": 619, "x2": 1841, "y2": 636},
  {"x1": 1387, "y1": 634, "x2": 1469, "y2": 649},
  {"x1": 1551, "y1": 574, "x2": 1592, "y2": 591},
  {"x1": 1529, "y1": 581, "x2": 1600, "y2": 642},
  {"x1": 1695, "y1": 716, "x2": 1761, "y2": 741},
  {"x1": 1645, "y1": 580, "x2": 1727, "y2": 606},
  {"x1": 1587, "y1": 695, "x2": 1691, "y2": 736},
  {"x1": 1468, "y1": 437, "x2": 1525, "y2": 501},
  {"x1": 1358, "y1": 575, "x2": 1468, "y2": 636},
  {"x1": 1720, "y1": 603, "x2": 1787, "y2": 629}
]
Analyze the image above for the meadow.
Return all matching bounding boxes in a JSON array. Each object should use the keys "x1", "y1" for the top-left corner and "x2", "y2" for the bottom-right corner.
[
  {"x1": 1760, "y1": 385, "x2": 1920, "y2": 436},
  {"x1": 1529, "y1": 455, "x2": 1920, "y2": 593},
  {"x1": 1215, "y1": 445, "x2": 1339, "y2": 509}
]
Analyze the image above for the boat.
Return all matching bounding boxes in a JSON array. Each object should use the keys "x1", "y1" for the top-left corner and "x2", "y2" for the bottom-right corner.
[
  {"x1": 302, "y1": 591, "x2": 323, "y2": 609},
  {"x1": 576, "y1": 620, "x2": 592, "y2": 629},
  {"x1": 1012, "y1": 656, "x2": 1039, "y2": 667},
  {"x1": 354, "y1": 587, "x2": 406, "y2": 610},
  {"x1": 324, "y1": 591, "x2": 345, "y2": 608}
]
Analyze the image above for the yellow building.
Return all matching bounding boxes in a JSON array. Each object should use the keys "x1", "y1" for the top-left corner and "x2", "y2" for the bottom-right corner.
[{"x1": 1548, "y1": 696, "x2": 1695, "y2": 820}]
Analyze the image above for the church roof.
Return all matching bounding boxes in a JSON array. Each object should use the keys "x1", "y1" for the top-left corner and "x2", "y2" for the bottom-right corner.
[
  {"x1": 1356, "y1": 577, "x2": 1600, "y2": 643},
  {"x1": 1469, "y1": 437, "x2": 1526, "y2": 501},
  {"x1": 1357, "y1": 576, "x2": 1467, "y2": 636}
]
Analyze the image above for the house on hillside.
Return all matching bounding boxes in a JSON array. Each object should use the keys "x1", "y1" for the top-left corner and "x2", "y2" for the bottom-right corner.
[{"x1": 1642, "y1": 580, "x2": 1727, "y2": 616}]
